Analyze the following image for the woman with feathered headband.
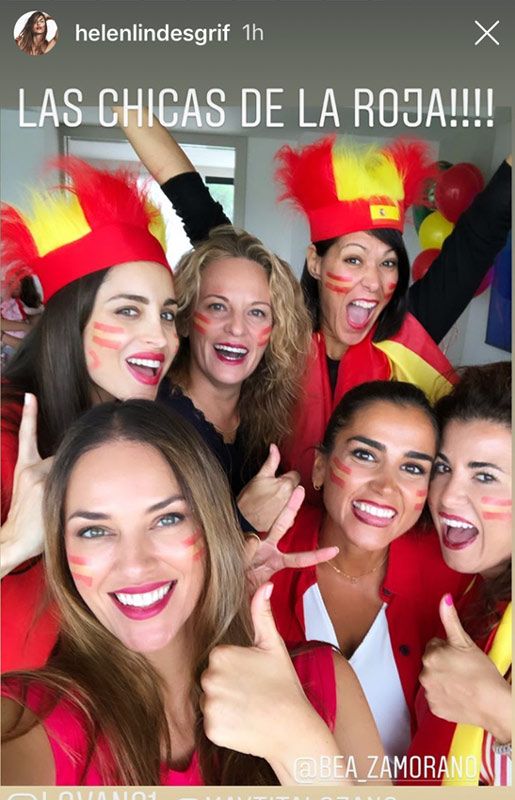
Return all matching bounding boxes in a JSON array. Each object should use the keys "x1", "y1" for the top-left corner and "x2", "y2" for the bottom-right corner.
[
  {"x1": 1, "y1": 158, "x2": 179, "y2": 671},
  {"x1": 118, "y1": 114, "x2": 511, "y2": 503}
]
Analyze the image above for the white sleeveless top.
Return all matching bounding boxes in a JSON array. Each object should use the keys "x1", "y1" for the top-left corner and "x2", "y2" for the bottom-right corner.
[{"x1": 303, "y1": 582, "x2": 411, "y2": 760}]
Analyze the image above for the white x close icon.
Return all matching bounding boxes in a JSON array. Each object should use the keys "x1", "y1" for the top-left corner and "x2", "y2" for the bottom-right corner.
[{"x1": 474, "y1": 20, "x2": 500, "y2": 46}]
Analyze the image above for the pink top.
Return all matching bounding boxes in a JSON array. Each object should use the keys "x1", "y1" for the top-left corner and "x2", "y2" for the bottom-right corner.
[{"x1": 3, "y1": 646, "x2": 336, "y2": 785}]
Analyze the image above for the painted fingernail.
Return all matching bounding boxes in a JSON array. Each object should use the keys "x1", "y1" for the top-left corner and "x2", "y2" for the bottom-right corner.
[
  {"x1": 264, "y1": 583, "x2": 273, "y2": 600},
  {"x1": 444, "y1": 593, "x2": 453, "y2": 606},
  {"x1": 24, "y1": 392, "x2": 31, "y2": 405}
]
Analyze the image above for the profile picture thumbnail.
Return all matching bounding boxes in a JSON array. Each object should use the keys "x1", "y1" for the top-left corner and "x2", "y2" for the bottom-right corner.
[{"x1": 13, "y1": 10, "x2": 58, "y2": 56}]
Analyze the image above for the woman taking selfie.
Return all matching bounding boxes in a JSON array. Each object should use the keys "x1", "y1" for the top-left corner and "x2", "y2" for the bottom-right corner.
[
  {"x1": 2, "y1": 401, "x2": 385, "y2": 786},
  {"x1": 1, "y1": 158, "x2": 179, "y2": 670}
]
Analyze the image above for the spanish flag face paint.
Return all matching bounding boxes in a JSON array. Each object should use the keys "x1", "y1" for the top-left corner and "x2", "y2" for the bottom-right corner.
[
  {"x1": 189, "y1": 257, "x2": 273, "y2": 391},
  {"x1": 64, "y1": 440, "x2": 206, "y2": 655},
  {"x1": 314, "y1": 231, "x2": 399, "y2": 355},
  {"x1": 82, "y1": 261, "x2": 179, "y2": 403},
  {"x1": 430, "y1": 419, "x2": 511, "y2": 577},
  {"x1": 320, "y1": 401, "x2": 435, "y2": 552}
]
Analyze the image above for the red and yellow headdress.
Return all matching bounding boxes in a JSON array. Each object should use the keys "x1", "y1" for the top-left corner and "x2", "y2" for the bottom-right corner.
[
  {"x1": 275, "y1": 136, "x2": 437, "y2": 242},
  {"x1": 1, "y1": 157, "x2": 169, "y2": 303}
]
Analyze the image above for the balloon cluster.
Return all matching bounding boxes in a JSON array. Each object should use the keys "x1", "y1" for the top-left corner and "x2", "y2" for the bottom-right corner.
[{"x1": 412, "y1": 160, "x2": 490, "y2": 294}]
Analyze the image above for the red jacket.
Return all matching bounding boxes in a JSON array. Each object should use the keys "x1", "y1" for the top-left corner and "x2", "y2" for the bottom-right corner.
[{"x1": 271, "y1": 504, "x2": 469, "y2": 731}]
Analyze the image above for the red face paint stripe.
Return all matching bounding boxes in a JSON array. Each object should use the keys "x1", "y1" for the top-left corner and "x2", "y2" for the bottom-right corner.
[
  {"x1": 414, "y1": 502, "x2": 425, "y2": 511},
  {"x1": 93, "y1": 321, "x2": 125, "y2": 334},
  {"x1": 324, "y1": 282, "x2": 351, "y2": 294},
  {"x1": 92, "y1": 335, "x2": 123, "y2": 350},
  {"x1": 192, "y1": 546, "x2": 205, "y2": 561},
  {"x1": 194, "y1": 313, "x2": 210, "y2": 324},
  {"x1": 483, "y1": 512, "x2": 512, "y2": 520},
  {"x1": 329, "y1": 470, "x2": 345, "y2": 489},
  {"x1": 326, "y1": 272, "x2": 353, "y2": 284},
  {"x1": 416, "y1": 489, "x2": 428, "y2": 497},
  {"x1": 387, "y1": 282, "x2": 397, "y2": 291},
  {"x1": 332, "y1": 456, "x2": 351, "y2": 475},
  {"x1": 481, "y1": 497, "x2": 511, "y2": 506},
  {"x1": 181, "y1": 531, "x2": 201, "y2": 548},
  {"x1": 68, "y1": 555, "x2": 89, "y2": 565},
  {"x1": 88, "y1": 349, "x2": 101, "y2": 370},
  {"x1": 192, "y1": 322, "x2": 207, "y2": 334},
  {"x1": 72, "y1": 572, "x2": 93, "y2": 587}
]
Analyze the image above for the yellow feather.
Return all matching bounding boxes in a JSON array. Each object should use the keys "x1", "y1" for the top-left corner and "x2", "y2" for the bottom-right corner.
[
  {"x1": 26, "y1": 191, "x2": 91, "y2": 256},
  {"x1": 332, "y1": 142, "x2": 404, "y2": 202}
]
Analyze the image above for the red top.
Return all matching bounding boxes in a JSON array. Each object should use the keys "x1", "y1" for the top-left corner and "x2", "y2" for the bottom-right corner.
[
  {"x1": 2, "y1": 646, "x2": 336, "y2": 785},
  {"x1": 1, "y1": 401, "x2": 60, "y2": 673},
  {"x1": 271, "y1": 504, "x2": 469, "y2": 731}
]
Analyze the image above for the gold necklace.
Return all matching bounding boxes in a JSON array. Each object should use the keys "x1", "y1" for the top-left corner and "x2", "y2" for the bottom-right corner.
[{"x1": 324, "y1": 552, "x2": 389, "y2": 584}]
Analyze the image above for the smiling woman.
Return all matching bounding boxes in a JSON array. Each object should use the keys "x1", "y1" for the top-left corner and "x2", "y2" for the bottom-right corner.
[
  {"x1": 271, "y1": 380, "x2": 468, "y2": 761},
  {"x1": 1, "y1": 401, "x2": 386, "y2": 786},
  {"x1": 1, "y1": 157, "x2": 177, "y2": 671}
]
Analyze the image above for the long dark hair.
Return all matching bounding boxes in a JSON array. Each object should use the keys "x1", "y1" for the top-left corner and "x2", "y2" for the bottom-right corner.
[
  {"x1": 3, "y1": 400, "x2": 278, "y2": 785},
  {"x1": 2, "y1": 269, "x2": 109, "y2": 458},
  {"x1": 16, "y1": 12, "x2": 47, "y2": 55},
  {"x1": 435, "y1": 362, "x2": 511, "y2": 638},
  {"x1": 301, "y1": 228, "x2": 410, "y2": 341}
]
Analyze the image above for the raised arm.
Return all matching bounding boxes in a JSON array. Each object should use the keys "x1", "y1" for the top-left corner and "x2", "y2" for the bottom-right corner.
[
  {"x1": 114, "y1": 107, "x2": 195, "y2": 184},
  {"x1": 408, "y1": 156, "x2": 512, "y2": 343},
  {"x1": 116, "y1": 108, "x2": 230, "y2": 244}
]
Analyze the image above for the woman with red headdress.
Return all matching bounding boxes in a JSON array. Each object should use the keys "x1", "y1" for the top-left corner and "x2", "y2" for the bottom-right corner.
[
  {"x1": 1, "y1": 158, "x2": 180, "y2": 671},
  {"x1": 118, "y1": 114, "x2": 511, "y2": 502}
]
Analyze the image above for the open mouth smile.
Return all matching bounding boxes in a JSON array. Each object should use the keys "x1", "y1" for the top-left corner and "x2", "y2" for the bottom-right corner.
[
  {"x1": 439, "y1": 513, "x2": 479, "y2": 550},
  {"x1": 346, "y1": 299, "x2": 379, "y2": 330},
  {"x1": 352, "y1": 499, "x2": 397, "y2": 528},
  {"x1": 213, "y1": 343, "x2": 249, "y2": 364},
  {"x1": 110, "y1": 580, "x2": 176, "y2": 619},
  {"x1": 126, "y1": 352, "x2": 165, "y2": 385}
]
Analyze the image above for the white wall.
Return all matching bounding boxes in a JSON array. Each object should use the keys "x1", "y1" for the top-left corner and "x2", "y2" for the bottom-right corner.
[{"x1": 0, "y1": 109, "x2": 59, "y2": 205}]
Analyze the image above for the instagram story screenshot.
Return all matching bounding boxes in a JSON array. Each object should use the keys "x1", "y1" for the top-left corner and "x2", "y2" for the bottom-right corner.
[{"x1": 0, "y1": 1, "x2": 513, "y2": 798}]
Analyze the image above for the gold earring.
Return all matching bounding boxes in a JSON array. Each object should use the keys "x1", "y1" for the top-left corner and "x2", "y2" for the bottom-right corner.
[{"x1": 313, "y1": 483, "x2": 322, "y2": 491}]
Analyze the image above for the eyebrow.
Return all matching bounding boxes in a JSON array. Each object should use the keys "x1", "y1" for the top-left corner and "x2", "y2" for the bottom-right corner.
[
  {"x1": 340, "y1": 243, "x2": 395, "y2": 255},
  {"x1": 203, "y1": 293, "x2": 272, "y2": 308},
  {"x1": 67, "y1": 494, "x2": 185, "y2": 522},
  {"x1": 436, "y1": 454, "x2": 504, "y2": 472},
  {"x1": 106, "y1": 294, "x2": 177, "y2": 306},
  {"x1": 348, "y1": 436, "x2": 433, "y2": 462}
]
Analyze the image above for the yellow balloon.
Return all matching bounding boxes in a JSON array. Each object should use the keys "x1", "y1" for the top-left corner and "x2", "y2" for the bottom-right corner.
[{"x1": 418, "y1": 211, "x2": 455, "y2": 250}]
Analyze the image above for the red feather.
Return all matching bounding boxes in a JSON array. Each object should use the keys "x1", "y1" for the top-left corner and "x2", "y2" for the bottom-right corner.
[
  {"x1": 0, "y1": 204, "x2": 38, "y2": 297},
  {"x1": 47, "y1": 156, "x2": 159, "y2": 231},
  {"x1": 275, "y1": 136, "x2": 338, "y2": 211},
  {"x1": 385, "y1": 139, "x2": 438, "y2": 210}
]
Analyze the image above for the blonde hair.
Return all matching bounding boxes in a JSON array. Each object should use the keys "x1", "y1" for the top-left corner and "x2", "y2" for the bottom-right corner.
[
  {"x1": 3, "y1": 401, "x2": 278, "y2": 784},
  {"x1": 171, "y1": 226, "x2": 311, "y2": 465}
]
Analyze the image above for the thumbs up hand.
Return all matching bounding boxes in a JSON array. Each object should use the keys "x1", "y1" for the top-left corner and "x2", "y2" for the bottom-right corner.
[
  {"x1": 1, "y1": 394, "x2": 53, "y2": 577},
  {"x1": 237, "y1": 443, "x2": 301, "y2": 532},
  {"x1": 200, "y1": 583, "x2": 325, "y2": 765},
  {"x1": 419, "y1": 594, "x2": 511, "y2": 736}
]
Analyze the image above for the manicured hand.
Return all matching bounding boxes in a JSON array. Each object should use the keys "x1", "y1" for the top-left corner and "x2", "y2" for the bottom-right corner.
[
  {"x1": 237, "y1": 443, "x2": 301, "y2": 532},
  {"x1": 419, "y1": 594, "x2": 510, "y2": 736}
]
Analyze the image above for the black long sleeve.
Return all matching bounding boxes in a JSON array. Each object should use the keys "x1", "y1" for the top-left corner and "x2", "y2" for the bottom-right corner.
[
  {"x1": 161, "y1": 163, "x2": 511, "y2": 345},
  {"x1": 408, "y1": 161, "x2": 511, "y2": 343},
  {"x1": 160, "y1": 171, "x2": 230, "y2": 245}
]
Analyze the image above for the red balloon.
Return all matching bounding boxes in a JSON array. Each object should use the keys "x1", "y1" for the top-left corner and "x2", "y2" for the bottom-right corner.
[
  {"x1": 412, "y1": 249, "x2": 440, "y2": 282},
  {"x1": 435, "y1": 163, "x2": 485, "y2": 223}
]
